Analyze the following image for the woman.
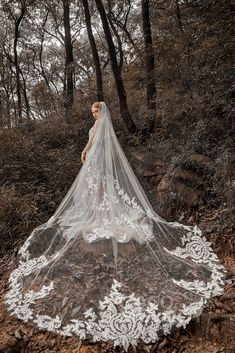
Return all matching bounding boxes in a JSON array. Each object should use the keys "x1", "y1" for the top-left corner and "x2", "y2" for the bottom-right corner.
[
  {"x1": 81, "y1": 102, "x2": 100, "y2": 163},
  {"x1": 4, "y1": 101, "x2": 227, "y2": 352}
]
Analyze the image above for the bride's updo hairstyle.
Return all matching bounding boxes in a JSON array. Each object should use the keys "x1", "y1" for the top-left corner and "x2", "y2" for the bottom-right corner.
[{"x1": 91, "y1": 101, "x2": 100, "y2": 109}]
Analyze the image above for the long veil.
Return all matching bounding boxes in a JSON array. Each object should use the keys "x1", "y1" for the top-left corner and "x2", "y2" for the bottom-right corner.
[{"x1": 4, "y1": 101, "x2": 227, "y2": 351}]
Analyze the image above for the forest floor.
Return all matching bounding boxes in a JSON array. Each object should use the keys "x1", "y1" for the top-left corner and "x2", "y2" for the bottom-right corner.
[{"x1": 0, "y1": 205, "x2": 234, "y2": 353}]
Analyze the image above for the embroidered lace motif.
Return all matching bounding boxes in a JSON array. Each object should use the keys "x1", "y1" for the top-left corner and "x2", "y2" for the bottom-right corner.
[
  {"x1": 83, "y1": 165, "x2": 154, "y2": 244},
  {"x1": 5, "y1": 226, "x2": 226, "y2": 352}
]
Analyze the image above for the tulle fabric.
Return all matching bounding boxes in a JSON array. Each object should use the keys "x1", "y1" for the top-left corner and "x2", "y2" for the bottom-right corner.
[{"x1": 4, "y1": 102, "x2": 227, "y2": 352}]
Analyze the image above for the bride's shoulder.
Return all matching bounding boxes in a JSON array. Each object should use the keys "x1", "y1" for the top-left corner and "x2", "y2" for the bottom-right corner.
[{"x1": 93, "y1": 119, "x2": 100, "y2": 129}]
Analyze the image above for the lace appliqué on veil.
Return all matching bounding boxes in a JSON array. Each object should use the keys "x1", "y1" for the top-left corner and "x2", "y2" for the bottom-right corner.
[
  {"x1": 83, "y1": 165, "x2": 154, "y2": 244},
  {"x1": 60, "y1": 279, "x2": 205, "y2": 351},
  {"x1": 5, "y1": 227, "x2": 226, "y2": 352},
  {"x1": 163, "y1": 222, "x2": 226, "y2": 298}
]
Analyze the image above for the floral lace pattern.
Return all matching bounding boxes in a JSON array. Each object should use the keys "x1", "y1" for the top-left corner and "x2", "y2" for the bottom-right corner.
[
  {"x1": 60, "y1": 279, "x2": 206, "y2": 351},
  {"x1": 5, "y1": 155, "x2": 228, "y2": 352},
  {"x1": 4, "y1": 224, "x2": 227, "y2": 352},
  {"x1": 163, "y1": 222, "x2": 226, "y2": 298},
  {"x1": 5, "y1": 263, "x2": 224, "y2": 352},
  {"x1": 82, "y1": 165, "x2": 154, "y2": 243},
  {"x1": 5, "y1": 254, "x2": 54, "y2": 321},
  {"x1": 163, "y1": 222, "x2": 219, "y2": 264},
  {"x1": 113, "y1": 178, "x2": 144, "y2": 214}
]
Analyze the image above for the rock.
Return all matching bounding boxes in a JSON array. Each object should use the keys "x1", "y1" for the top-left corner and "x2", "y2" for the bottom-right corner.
[
  {"x1": 143, "y1": 159, "x2": 167, "y2": 177},
  {"x1": 132, "y1": 150, "x2": 156, "y2": 164},
  {"x1": 156, "y1": 175, "x2": 201, "y2": 205},
  {"x1": 156, "y1": 154, "x2": 212, "y2": 218},
  {"x1": 131, "y1": 150, "x2": 166, "y2": 178}
]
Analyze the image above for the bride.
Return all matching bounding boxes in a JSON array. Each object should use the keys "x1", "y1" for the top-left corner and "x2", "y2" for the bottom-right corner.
[
  {"x1": 4, "y1": 101, "x2": 227, "y2": 352},
  {"x1": 81, "y1": 101, "x2": 100, "y2": 164}
]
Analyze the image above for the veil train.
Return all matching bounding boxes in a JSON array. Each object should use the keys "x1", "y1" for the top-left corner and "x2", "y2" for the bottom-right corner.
[{"x1": 4, "y1": 102, "x2": 227, "y2": 352}]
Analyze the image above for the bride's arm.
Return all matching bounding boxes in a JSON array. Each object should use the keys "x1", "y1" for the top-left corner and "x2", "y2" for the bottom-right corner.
[{"x1": 81, "y1": 119, "x2": 100, "y2": 162}]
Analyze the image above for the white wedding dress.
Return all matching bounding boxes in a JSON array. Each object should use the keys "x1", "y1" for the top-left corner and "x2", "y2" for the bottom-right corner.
[{"x1": 4, "y1": 102, "x2": 228, "y2": 352}]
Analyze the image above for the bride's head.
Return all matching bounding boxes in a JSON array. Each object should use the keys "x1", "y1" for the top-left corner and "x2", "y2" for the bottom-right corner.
[{"x1": 91, "y1": 102, "x2": 100, "y2": 120}]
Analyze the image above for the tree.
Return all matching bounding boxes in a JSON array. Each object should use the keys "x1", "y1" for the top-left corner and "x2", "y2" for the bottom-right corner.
[
  {"x1": 94, "y1": 0, "x2": 137, "y2": 133},
  {"x1": 82, "y1": 0, "x2": 104, "y2": 101},
  {"x1": 141, "y1": 0, "x2": 157, "y2": 132},
  {"x1": 4, "y1": 0, "x2": 27, "y2": 123},
  {"x1": 62, "y1": 0, "x2": 74, "y2": 120}
]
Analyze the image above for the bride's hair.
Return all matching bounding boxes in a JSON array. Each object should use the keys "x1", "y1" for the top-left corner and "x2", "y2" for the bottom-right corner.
[{"x1": 91, "y1": 101, "x2": 100, "y2": 109}]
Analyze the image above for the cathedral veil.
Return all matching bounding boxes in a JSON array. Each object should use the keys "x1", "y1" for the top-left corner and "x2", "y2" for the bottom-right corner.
[{"x1": 4, "y1": 101, "x2": 227, "y2": 351}]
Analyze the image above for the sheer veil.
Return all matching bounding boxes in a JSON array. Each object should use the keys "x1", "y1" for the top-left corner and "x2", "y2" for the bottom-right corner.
[{"x1": 5, "y1": 101, "x2": 227, "y2": 351}]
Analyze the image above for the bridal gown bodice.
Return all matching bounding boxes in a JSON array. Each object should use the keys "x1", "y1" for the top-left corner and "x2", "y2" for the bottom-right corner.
[
  {"x1": 88, "y1": 124, "x2": 95, "y2": 138},
  {"x1": 86, "y1": 124, "x2": 95, "y2": 161}
]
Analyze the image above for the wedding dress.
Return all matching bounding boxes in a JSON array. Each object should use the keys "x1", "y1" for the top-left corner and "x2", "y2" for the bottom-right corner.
[{"x1": 4, "y1": 101, "x2": 227, "y2": 352}]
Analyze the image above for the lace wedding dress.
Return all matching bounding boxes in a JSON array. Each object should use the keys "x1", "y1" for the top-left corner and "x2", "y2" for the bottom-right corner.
[{"x1": 4, "y1": 102, "x2": 227, "y2": 352}]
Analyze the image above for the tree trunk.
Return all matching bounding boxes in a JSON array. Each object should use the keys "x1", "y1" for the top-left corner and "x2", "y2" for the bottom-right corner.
[
  {"x1": 107, "y1": 0, "x2": 124, "y2": 70},
  {"x1": 82, "y1": 0, "x2": 104, "y2": 101},
  {"x1": 141, "y1": 0, "x2": 157, "y2": 132},
  {"x1": 20, "y1": 69, "x2": 30, "y2": 122},
  {"x1": 175, "y1": 0, "x2": 184, "y2": 34},
  {"x1": 62, "y1": 0, "x2": 74, "y2": 120},
  {"x1": 94, "y1": 0, "x2": 137, "y2": 133},
  {"x1": 13, "y1": 10, "x2": 25, "y2": 124}
]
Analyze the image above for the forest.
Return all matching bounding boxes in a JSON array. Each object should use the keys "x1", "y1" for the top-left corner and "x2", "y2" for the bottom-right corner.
[{"x1": 0, "y1": 0, "x2": 234, "y2": 352}]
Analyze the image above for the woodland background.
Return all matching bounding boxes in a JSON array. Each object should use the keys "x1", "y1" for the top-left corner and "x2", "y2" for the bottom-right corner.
[{"x1": 0, "y1": 0, "x2": 234, "y2": 352}]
